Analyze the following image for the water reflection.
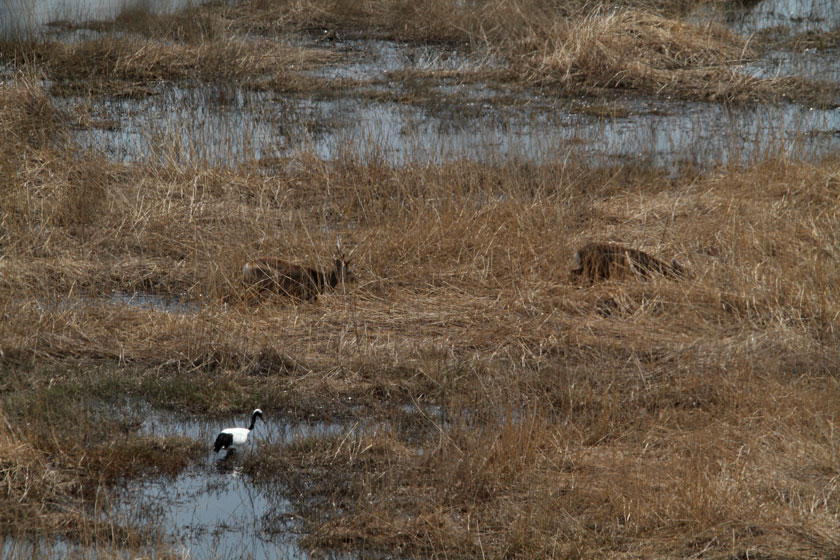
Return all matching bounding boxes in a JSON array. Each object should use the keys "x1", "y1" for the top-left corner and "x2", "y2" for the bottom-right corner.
[
  {"x1": 724, "y1": 0, "x2": 840, "y2": 84},
  {"x1": 121, "y1": 463, "x2": 290, "y2": 560},
  {"x1": 736, "y1": 0, "x2": 840, "y2": 33},
  {"x1": 0, "y1": 538, "x2": 77, "y2": 560},
  {"x1": 744, "y1": 48, "x2": 840, "y2": 82},
  {"x1": 30, "y1": 291, "x2": 198, "y2": 315},
  {"x1": 308, "y1": 38, "x2": 492, "y2": 80},
  {"x1": 0, "y1": 0, "x2": 198, "y2": 39},
  {"x1": 108, "y1": 291, "x2": 198, "y2": 314},
  {"x1": 139, "y1": 406, "x2": 351, "y2": 444},
  {"x1": 66, "y1": 80, "x2": 840, "y2": 173}
]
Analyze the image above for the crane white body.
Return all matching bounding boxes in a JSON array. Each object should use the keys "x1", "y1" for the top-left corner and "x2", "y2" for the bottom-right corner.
[{"x1": 214, "y1": 409, "x2": 263, "y2": 453}]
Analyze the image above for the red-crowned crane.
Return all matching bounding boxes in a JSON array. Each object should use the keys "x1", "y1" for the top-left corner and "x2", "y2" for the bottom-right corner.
[{"x1": 213, "y1": 409, "x2": 263, "y2": 453}]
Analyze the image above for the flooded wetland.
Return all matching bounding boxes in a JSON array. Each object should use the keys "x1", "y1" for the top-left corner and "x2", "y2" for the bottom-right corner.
[{"x1": 2, "y1": 0, "x2": 840, "y2": 558}]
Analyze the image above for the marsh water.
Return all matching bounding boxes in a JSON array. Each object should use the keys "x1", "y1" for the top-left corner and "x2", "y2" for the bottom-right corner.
[
  {"x1": 5, "y1": 1, "x2": 840, "y2": 171},
  {"x1": 4, "y1": 0, "x2": 840, "y2": 558},
  {"x1": 110, "y1": 404, "x2": 443, "y2": 559},
  {"x1": 50, "y1": 30, "x2": 840, "y2": 170},
  {"x1": 60, "y1": 71, "x2": 840, "y2": 171},
  {"x1": 117, "y1": 407, "x2": 355, "y2": 560}
]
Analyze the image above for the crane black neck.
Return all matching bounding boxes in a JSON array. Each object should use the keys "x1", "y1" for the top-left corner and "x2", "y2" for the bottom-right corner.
[{"x1": 247, "y1": 410, "x2": 262, "y2": 431}]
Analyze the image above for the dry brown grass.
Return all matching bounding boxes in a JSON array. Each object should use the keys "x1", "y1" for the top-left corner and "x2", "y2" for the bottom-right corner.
[
  {"x1": 2, "y1": 24, "x2": 840, "y2": 556},
  {"x1": 1, "y1": 35, "x2": 340, "y2": 95},
  {"x1": 0, "y1": 414, "x2": 84, "y2": 536},
  {"x1": 0, "y1": 397, "x2": 201, "y2": 548},
  {"x1": 229, "y1": 0, "x2": 746, "y2": 41},
  {"x1": 501, "y1": 7, "x2": 833, "y2": 103},
  {"x1": 225, "y1": 0, "x2": 836, "y2": 103},
  {"x1": 3, "y1": 0, "x2": 835, "y2": 104},
  {"x1": 299, "y1": 380, "x2": 840, "y2": 558},
  {"x1": 256, "y1": 376, "x2": 840, "y2": 558}
]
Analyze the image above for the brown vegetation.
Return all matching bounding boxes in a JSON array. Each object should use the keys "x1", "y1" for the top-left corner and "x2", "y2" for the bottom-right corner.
[
  {"x1": 2, "y1": 1, "x2": 840, "y2": 557},
  {"x1": 2, "y1": 70, "x2": 840, "y2": 557},
  {"x1": 2, "y1": 0, "x2": 836, "y2": 104}
]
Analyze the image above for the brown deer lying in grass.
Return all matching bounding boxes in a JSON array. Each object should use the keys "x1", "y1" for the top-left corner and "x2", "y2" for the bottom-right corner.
[
  {"x1": 243, "y1": 253, "x2": 353, "y2": 299},
  {"x1": 571, "y1": 242, "x2": 686, "y2": 283}
]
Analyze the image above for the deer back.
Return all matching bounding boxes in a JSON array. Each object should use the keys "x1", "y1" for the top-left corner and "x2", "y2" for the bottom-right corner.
[
  {"x1": 629, "y1": 248, "x2": 684, "y2": 278},
  {"x1": 572, "y1": 243, "x2": 684, "y2": 282},
  {"x1": 571, "y1": 243, "x2": 629, "y2": 281},
  {"x1": 243, "y1": 257, "x2": 322, "y2": 298},
  {"x1": 243, "y1": 256, "x2": 353, "y2": 299}
]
